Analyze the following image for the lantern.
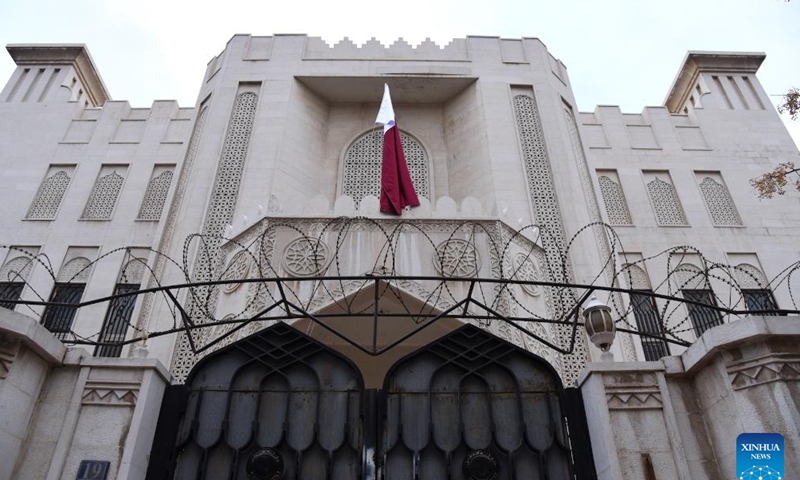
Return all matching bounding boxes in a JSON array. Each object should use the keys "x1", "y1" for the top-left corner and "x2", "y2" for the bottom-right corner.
[{"x1": 583, "y1": 294, "x2": 616, "y2": 356}]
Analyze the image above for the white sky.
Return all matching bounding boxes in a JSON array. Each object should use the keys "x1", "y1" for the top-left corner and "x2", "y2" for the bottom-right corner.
[{"x1": 1, "y1": 0, "x2": 799, "y2": 145}]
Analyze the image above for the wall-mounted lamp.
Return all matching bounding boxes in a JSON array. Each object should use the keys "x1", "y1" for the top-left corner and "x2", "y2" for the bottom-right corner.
[{"x1": 583, "y1": 294, "x2": 616, "y2": 361}]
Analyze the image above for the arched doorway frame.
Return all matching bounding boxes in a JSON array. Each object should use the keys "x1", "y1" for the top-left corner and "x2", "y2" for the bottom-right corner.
[{"x1": 146, "y1": 322, "x2": 597, "y2": 480}]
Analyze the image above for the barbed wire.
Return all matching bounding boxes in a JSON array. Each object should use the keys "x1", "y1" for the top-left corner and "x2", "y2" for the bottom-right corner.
[{"x1": 1, "y1": 218, "x2": 798, "y2": 356}]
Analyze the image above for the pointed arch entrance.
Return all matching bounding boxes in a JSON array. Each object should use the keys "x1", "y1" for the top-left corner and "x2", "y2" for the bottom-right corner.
[{"x1": 146, "y1": 323, "x2": 596, "y2": 480}]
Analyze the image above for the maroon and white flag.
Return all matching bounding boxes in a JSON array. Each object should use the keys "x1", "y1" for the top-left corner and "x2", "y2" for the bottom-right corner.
[{"x1": 375, "y1": 84, "x2": 420, "y2": 215}]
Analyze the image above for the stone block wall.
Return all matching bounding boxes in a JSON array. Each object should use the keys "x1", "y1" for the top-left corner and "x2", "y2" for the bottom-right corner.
[
  {"x1": 579, "y1": 316, "x2": 800, "y2": 480},
  {"x1": 0, "y1": 308, "x2": 169, "y2": 480}
]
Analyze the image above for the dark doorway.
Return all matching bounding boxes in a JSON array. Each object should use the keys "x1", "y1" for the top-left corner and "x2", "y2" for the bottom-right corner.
[{"x1": 146, "y1": 323, "x2": 596, "y2": 480}]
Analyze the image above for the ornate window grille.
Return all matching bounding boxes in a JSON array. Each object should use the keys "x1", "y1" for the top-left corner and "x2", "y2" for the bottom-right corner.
[
  {"x1": 82, "y1": 169, "x2": 125, "y2": 220},
  {"x1": 742, "y1": 290, "x2": 778, "y2": 315},
  {"x1": 682, "y1": 289, "x2": 723, "y2": 337},
  {"x1": 598, "y1": 175, "x2": 633, "y2": 225},
  {"x1": 630, "y1": 291, "x2": 669, "y2": 360},
  {"x1": 0, "y1": 283, "x2": 24, "y2": 310},
  {"x1": 26, "y1": 170, "x2": 72, "y2": 220},
  {"x1": 96, "y1": 283, "x2": 140, "y2": 357},
  {"x1": 646, "y1": 177, "x2": 688, "y2": 226},
  {"x1": 41, "y1": 283, "x2": 85, "y2": 340},
  {"x1": 0, "y1": 256, "x2": 34, "y2": 311},
  {"x1": 341, "y1": 129, "x2": 429, "y2": 204},
  {"x1": 698, "y1": 176, "x2": 742, "y2": 226},
  {"x1": 138, "y1": 170, "x2": 174, "y2": 220}
]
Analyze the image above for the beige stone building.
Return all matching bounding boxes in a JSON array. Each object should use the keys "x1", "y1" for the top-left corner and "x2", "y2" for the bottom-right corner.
[{"x1": 0, "y1": 35, "x2": 798, "y2": 480}]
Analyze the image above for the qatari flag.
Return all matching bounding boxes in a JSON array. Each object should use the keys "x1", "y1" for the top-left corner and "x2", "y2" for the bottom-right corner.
[{"x1": 375, "y1": 84, "x2": 420, "y2": 215}]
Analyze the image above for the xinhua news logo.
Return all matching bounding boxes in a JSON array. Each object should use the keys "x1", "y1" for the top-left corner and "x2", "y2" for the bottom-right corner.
[{"x1": 737, "y1": 433, "x2": 784, "y2": 480}]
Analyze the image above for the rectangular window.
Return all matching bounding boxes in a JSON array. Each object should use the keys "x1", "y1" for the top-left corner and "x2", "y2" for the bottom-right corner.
[
  {"x1": 742, "y1": 289, "x2": 778, "y2": 316},
  {"x1": 96, "y1": 284, "x2": 139, "y2": 357},
  {"x1": 630, "y1": 291, "x2": 670, "y2": 361},
  {"x1": 41, "y1": 283, "x2": 85, "y2": 340},
  {"x1": 0, "y1": 282, "x2": 25, "y2": 310},
  {"x1": 682, "y1": 289, "x2": 723, "y2": 337}
]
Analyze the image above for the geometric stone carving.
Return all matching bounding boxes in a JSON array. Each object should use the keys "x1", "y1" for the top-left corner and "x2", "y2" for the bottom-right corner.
[
  {"x1": 82, "y1": 169, "x2": 125, "y2": 220},
  {"x1": 727, "y1": 355, "x2": 800, "y2": 390},
  {"x1": 673, "y1": 263, "x2": 707, "y2": 290},
  {"x1": 137, "y1": 169, "x2": 174, "y2": 221},
  {"x1": 0, "y1": 256, "x2": 35, "y2": 282},
  {"x1": 603, "y1": 372, "x2": 663, "y2": 410},
  {"x1": 170, "y1": 91, "x2": 258, "y2": 382},
  {"x1": 134, "y1": 105, "x2": 209, "y2": 355},
  {"x1": 0, "y1": 336, "x2": 20, "y2": 379},
  {"x1": 170, "y1": 92, "x2": 258, "y2": 382},
  {"x1": 565, "y1": 108, "x2": 637, "y2": 363},
  {"x1": 513, "y1": 253, "x2": 542, "y2": 296},
  {"x1": 57, "y1": 257, "x2": 93, "y2": 283},
  {"x1": 282, "y1": 238, "x2": 331, "y2": 277},
  {"x1": 342, "y1": 129, "x2": 429, "y2": 205},
  {"x1": 195, "y1": 91, "x2": 258, "y2": 283},
  {"x1": 605, "y1": 388, "x2": 664, "y2": 410},
  {"x1": 82, "y1": 379, "x2": 139, "y2": 406},
  {"x1": 646, "y1": 177, "x2": 688, "y2": 226},
  {"x1": 513, "y1": 92, "x2": 589, "y2": 383},
  {"x1": 26, "y1": 169, "x2": 72, "y2": 220},
  {"x1": 698, "y1": 176, "x2": 742, "y2": 226},
  {"x1": 598, "y1": 175, "x2": 633, "y2": 225},
  {"x1": 434, "y1": 239, "x2": 479, "y2": 277},
  {"x1": 221, "y1": 251, "x2": 251, "y2": 292},
  {"x1": 733, "y1": 263, "x2": 768, "y2": 289},
  {"x1": 622, "y1": 263, "x2": 652, "y2": 290},
  {"x1": 117, "y1": 258, "x2": 147, "y2": 284}
]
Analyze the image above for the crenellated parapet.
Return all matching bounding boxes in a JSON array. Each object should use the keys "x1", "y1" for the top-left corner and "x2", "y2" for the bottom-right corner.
[
  {"x1": 578, "y1": 106, "x2": 710, "y2": 151},
  {"x1": 303, "y1": 36, "x2": 470, "y2": 61},
  {"x1": 59, "y1": 100, "x2": 195, "y2": 145}
]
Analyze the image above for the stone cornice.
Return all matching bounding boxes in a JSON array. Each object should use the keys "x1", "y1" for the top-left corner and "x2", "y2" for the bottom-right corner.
[
  {"x1": 681, "y1": 316, "x2": 800, "y2": 374},
  {"x1": 6, "y1": 43, "x2": 110, "y2": 106},
  {"x1": 0, "y1": 307, "x2": 66, "y2": 365},
  {"x1": 664, "y1": 51, "x2": 765, "y2": 113}
]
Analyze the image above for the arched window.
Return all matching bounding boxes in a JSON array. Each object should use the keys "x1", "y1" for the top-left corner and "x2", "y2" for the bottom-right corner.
[{"x1": 341, "y1": 129, "x2": 429, "y2": 204}]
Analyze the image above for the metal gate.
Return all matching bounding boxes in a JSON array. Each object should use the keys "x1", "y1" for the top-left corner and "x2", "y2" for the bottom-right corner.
[{"x1": 146, "y1": 323, "x2": 596, "y2": 480}]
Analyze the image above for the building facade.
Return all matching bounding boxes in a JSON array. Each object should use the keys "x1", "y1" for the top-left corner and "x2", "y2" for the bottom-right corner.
[{"x1": 0, "y1": 36, "x2": 798, "y2": 480}]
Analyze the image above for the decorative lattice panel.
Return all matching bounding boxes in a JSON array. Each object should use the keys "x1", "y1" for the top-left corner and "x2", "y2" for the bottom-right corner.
[
  {"x1": 118, "y1": 258, "x2": 147, "y2": 284},
  {"x1": 733, "y1": 263, "x2": 768, "y2": 289},
  {"x1": 82, "y1": 170, "x2": 125, "y2": 219},
  {"x1": 698, "y1": 176, "x2": 742, "y2": 226},
  {"x1": 221, "y1": 251, "x2": 251, "y2": 293},
  {"x1": 137, "y1": 170, "x2": 174, "y2": 220},
  {"x1": 171, "y1": 91, "x2": 258, "y2": 382},
  {"x1": 673, "y1": 263, "x2": 706, "y2": 290},
  {"x1": 647, "y1": 177, "x2": 688, "y2": 226},
  {"x1": 598, "y1": 175, "x2": 633, "y2": 225},
  {"x1": 26, "y1": 170, "x2": 72, "y2": 219},
  {"x1": 0, "y1": 257, "x2": 34, "y2": 282},
  {"x1": 57, "y1": 257, "x2": 92, "y2": 283},
  {"x1": 513, "y1": 253, "x2": 542, "y2": 296},
  {"x1": 433, "y1": 239, "x2": 479, "y2": 277},
  {"x1": 282, "y1": 238, "x2": 331, "y2": 277},
  {"x1": 342, "y1": 129, "x2": 429, "y2": 204},
  {"x1": 513, "y1": 93, "x2": 588, "y2": 383},
  {"x1": 622, "y1": 264, "x2": 651, "y2": 290},
  {"x1": 564, "y1": 108, "x2": 637, "y2": 362},
  {"x1": 134, "y1": 106, "x2": 209, "y2": 343}
]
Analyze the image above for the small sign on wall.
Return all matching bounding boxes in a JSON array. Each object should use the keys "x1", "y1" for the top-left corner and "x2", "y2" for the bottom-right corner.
[{"x1": 76, "y1": 460, "x2": 110, "y2": 480}]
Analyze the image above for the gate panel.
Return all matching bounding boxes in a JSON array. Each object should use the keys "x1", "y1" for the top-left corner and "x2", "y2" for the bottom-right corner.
[
  {"x1": 148, "y1": 323, "x2": 597, "y2": 480},
  {"x1": 379, "y1": 324, "x2": 582, "y2": 480},
  {"x1": 152, "y1": 323, "x2": 365, "y2": 480}
]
